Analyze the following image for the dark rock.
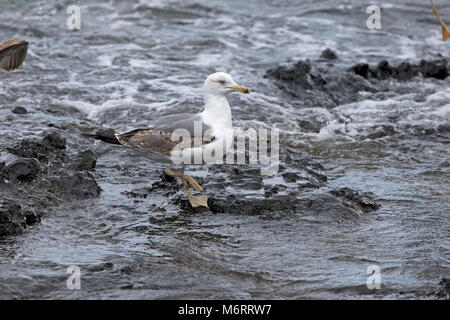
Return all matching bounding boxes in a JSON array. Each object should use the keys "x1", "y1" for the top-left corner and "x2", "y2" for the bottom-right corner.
[
  {"x1": 320, "y1": 48, "x2": 338, "y2": 60},
  {"x1": 70, "y1": 149, "x2": 97, "y2": 171},
  {"x1": 420, "y1": 59, "x2": 448, "y2": 79},
  {"x1": 8, "y1": 132, "x2": 66, "y2": 161},
  {"x1": 265, "y1": 59, "x2": 376, "y2": 108},
  {"x1": 174, "y1": 186, "x2": 380, "y2": 220},
  {"x1": 0, "y1": 200, "x2": 26, "y2": 237},
  {"x1": 349, "y1": 59, "x2": 447, "y2": 81},
  {"x1": 23, "y1": 209, "x2": 41, "y2": 225},
  {"x1": 282, "y1": 172, "x2": 298, "y2": 182},
  {"x1": 374, "y1": 60, "x2": 393, "y2": 80},
  {"x1": 206, "y1": 195, "x2": 300, "y2": 216},
  {"x1": 394, "y1": 62, "x2": 419, "y2": 81},
  {"x1": 49, "y1": 172, "x2": 101, "y2": 198},
  {"x1": 89, "y1": 262, "x2": 114, "y2": 272},
  {"x1": 42, "y1": 132, "x2": 66, "y2": 150},
  {"x1": 324, "y1": 73, "x2": 376, "y2": 105},
  {"x1": 330, "y1": 187, "x2": 380, "y2": 213},
  {"x1": 298, "y1": 119, "x2": 324, "y2": 133},
  {"x1": 350, "y1": 63, "x2": 369, "y2": 78},
  {"x1": 11, "y1": 106, "x2": 27, "y2": 114},
  {"x1": 435, "y1": 278, "x2": 450, "y2": 299},
  {"x1": 365, "y1": 125, "x2": 396, "y2": 139},
  {"x1": 1, "y1": 158, "x2": 41, "y2": 183}
]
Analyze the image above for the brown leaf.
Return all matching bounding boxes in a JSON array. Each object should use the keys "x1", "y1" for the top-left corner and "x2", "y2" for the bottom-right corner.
[{"x1": 432, "y1": 1, "x2": 450, "y2": 41}]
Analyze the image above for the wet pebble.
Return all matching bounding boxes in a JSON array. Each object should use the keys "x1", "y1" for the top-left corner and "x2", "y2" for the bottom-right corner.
[{"x1": 11, "y1": 106, "x2": 27, "y2": 115}]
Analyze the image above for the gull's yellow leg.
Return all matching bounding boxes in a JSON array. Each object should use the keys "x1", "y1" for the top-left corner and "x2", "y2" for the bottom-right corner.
[
  {"x1": 164, "y1": 167, "x2": 203, "y2": 192},
  {"x1": 164, "y1": 167, "x2": 208, "y2": 208},
  {"x1": 432, "y1": 0, "x2": 450, "y2": 41}
]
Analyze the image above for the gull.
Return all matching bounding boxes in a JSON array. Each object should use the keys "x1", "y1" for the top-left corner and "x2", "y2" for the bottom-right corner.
[
  {"x1": 84, "y1": 72, "x2": 249, "y2": 208},
  {"x1": 0, "y1": 40, "x2": 29, "y2": 71}
]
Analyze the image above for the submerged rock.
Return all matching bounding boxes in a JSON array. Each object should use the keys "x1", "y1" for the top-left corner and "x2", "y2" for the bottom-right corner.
[
  {"x1": 265, "y1": 59, "x2": 376, "y2": 108},
  {"x1": 1, "y1": 158, "x2": 41, "y2": 183},
  {"x1": 48, "y1": 172, "x2": 101, "y2": 198},
  {"x1": 8, "y1": 132, "x2": 67, "y2": 162},
  {"x1": 435, "y1": 278, "x2": 450, "y2": 300},
  {"x1": 420, "y1": 59, "x2": 448, "y2": 79},
  {"x1": 0, "y1": 130, "x2": 101, "y2": 237},
  {"x1": 11, "y1": 106, "x2": 27, "y2": 115},
  {"x1": 70, "y1": 149, "x2": 97, "y2": 171},
  {"x1": 0, "y1": 200, "x2": 26, "y2": 237},
  {"x1": 320, "y1": 48, "x2": 338, "y2": 60},
  {"x1": 330, "y1": 188, "x2": 380, "y2": 213},
  {"x1": 0, "y1": 200, "x2": 41, "y2": 237},
  {"x1": 349, "y1": 58, "x2": 448, "y2": 81}
]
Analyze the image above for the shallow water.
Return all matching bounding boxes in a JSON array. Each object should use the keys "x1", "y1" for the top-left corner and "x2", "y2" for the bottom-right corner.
[{"x1": 0, "y1": 0, "x2": 449, "y2": 299}]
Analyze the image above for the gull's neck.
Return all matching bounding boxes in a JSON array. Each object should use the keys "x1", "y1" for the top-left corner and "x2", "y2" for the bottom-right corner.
[{"x1": 201, "y1": 92, "x2": 232, "y2": 130}]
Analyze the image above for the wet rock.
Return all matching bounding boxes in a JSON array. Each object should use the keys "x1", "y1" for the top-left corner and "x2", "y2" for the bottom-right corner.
[
  {"x1": 320, "y1": 48, "x2": 338, "y2": 60},
  {"x1": 0, "y1": 200, "x2": 26, "y2": 237},
  {"x1": 298, "y1": 119, "x2": 324, "y2": 133},
  {"x1": 8, "y1": 132, "x2": 66, "y2": 161},
  {"x1": 42, "y1": 132, "x2": 66, "y2": 150},
  {"x1": 395, "y1": 62, "x2": 419, "y2": 81},
  {"x1": 48, "y1": 172, "x2": 101, "y2": 198},
  {"x1": 365, "y1": 125, "x2": 396, "y2": 139},
  {"x1": 70, "y1": 149, "x2": 97, "y2": 171},
  {"x1": 374, "y1": 60, "x2": 393, "y2": 80},
  {"x1": 207, "y1": 195, "x2": 300, "y2": 216},
  {"x1": 330, "y1": 187, "x2": 380, "y2": 213},
  {"x1": 174, "y1": 185, "x2": 380, "y2": 220},
  {"x1": 420, "y1": 59, "x2": 448, "y2": 79},
  {"x1": 265, "y1": 59, "x2": 377, "y2": 108},
  {"x1": 89, "y1": 262, "x2": 114, "y2": 272},
  {"x1": 23, "y1": 209, "x2": 41, "y2": 225},
  {"x1": 11, "y1": 106, "x2": 27, "y2": 114},
  {"x1": 324, "y1": 72, "x2": 376, "y2": 105},
  {"x1": 349, "y1": 58, "x2": 447, "y2": 81},
  {"x1": 350, "y1": 63, "x2": 369, "y2": 78},
  {"x1": 435, "y1": 278, "x2": 450, "y2": 299},
  {"x1": 1, "y1": 158, "x2": 41, "y2": 183},
  {"x1": 282, "y1": 172, "x2": 298, "y2": 182}
]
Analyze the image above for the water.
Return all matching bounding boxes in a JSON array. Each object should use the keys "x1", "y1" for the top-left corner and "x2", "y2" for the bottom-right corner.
[{"x1": 0, "y1": 0, "x2": 449, "y2": 299}]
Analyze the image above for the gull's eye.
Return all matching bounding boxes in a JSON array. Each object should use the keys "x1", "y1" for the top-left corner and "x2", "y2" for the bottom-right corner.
[{"x1": 218, "y1": 80, "x2": 226, "y2": 85}]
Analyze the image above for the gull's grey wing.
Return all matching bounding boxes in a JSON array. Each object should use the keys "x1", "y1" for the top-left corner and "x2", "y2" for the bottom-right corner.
[
  {"x1": 115, "y1": 127, "x2": 216, "y2": 155},
  {"x1": 0, "y1": 40, "x2": 28, "y2": 71},
  {"x1": 150, "y1": 113, "x2": 213, "y2": 137},
  {"x1": 115, "y1": 128, "x2": 177, "y2": 155},
  {"x1": 112, "y1": 113, "x2": 215, "y2": 155}
]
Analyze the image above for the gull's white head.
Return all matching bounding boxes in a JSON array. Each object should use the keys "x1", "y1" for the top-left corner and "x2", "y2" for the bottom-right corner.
[{"x1": 203, "y1": 72, "x2": 249, "y2": 96}]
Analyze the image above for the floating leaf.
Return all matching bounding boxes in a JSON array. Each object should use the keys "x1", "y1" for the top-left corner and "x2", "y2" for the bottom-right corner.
[{"x1": 432, "y1": 0, "x2": 450, "y2": 41}]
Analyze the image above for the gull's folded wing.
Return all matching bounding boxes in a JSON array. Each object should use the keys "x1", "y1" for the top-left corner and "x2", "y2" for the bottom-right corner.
[{"x1": 0, "y1": 40, "x2": 29, "y2": 71}]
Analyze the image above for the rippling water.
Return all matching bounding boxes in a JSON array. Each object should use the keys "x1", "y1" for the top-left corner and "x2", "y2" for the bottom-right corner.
[{"x1": 0, "y1": 0, "x2": 449, "y2": 299}]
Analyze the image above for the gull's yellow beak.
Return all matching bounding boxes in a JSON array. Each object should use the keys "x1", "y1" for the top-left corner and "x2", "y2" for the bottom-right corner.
[{"x1": 227, "y1": 84, "x2": 250, "y2": 94}]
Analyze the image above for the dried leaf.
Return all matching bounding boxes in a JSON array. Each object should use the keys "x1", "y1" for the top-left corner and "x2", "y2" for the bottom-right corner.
[{"x1": 432, "y1": 1, "x2": 450, "y2": 41}]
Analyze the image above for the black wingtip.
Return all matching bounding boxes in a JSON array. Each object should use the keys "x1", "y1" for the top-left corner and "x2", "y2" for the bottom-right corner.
[{"x1": 82, "y1": 132, "x2": 121, "y2": 145}]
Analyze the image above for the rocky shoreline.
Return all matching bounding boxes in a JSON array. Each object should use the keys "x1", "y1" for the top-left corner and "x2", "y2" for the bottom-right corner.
[
  {"x1": 2, "y1": 51, "x2": 449, "y2": 238},
  {"x1": 1, "y1": 51, "x2": 448, "y2": 299}
]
